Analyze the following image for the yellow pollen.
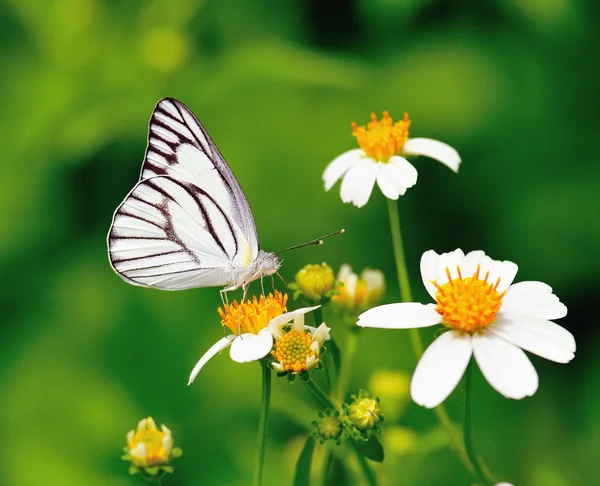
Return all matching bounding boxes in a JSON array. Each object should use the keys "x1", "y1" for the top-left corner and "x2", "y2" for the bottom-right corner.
[
  {"x1": 434, "y1": 265, "x2": 505, "y2": 333},
  {"x1": 272, "y1": 329, "x2": 315, "y2": 373},
  {"x1": 219, "y1": 291, "x2": 287, "y2": 335},
  {"x1": 352, "y1": 111, "x2": 411, "y2": 162}
]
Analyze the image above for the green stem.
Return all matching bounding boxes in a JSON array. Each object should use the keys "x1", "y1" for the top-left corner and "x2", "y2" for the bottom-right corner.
[
  {"x1": 304, "y1": 378, "x2": 336, "y2": 410},
  {"x1": 313, "y1": 302, "x2": 333, "y2": 392},
  {"x1": 253, "y1": 361, "x2": 272, "y2": 486},
  {"x1": 350, "y1": 441, "x2": 378, "y2": 486},
  {"x1": 335, "y1": 328, "x2": 359, "y2": 403},
  {"x1": 462, "y1": 360, "x2": 494, "y2": 486},
  {"x1": 386, "y1": 198, "x2": 474, "y2": 474}
]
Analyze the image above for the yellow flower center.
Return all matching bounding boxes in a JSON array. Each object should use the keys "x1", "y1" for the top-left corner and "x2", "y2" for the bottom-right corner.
[
  {"x1": 434, "y1": 265, "x2": 505, "y2": 333},
  {"x1": 219, "y1": 291, "x2": 287, "y2": 335},
  {"x1": 352, "y1": 111, "x2": 411, "y2": 162},
  {"x1": 128, "y1": 422, "x2": 169, "y2": 466},
  {"x1": 272, "y1": 329, "x2": 315, "y2": 373}
]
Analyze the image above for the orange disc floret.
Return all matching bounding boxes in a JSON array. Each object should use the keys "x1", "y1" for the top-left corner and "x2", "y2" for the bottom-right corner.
[
  {"x1": 352, "y1": 111, "x2": 410, "y2": 162},
  {"x1": 434, "y1": 265, "x2": 505, "y2": 333},
  {"x1": 219, "y1": 291, "x2": 287, "y2": 335},
  {"x1": 272, "y1": 329, "x2": 315, "y2": 373}
]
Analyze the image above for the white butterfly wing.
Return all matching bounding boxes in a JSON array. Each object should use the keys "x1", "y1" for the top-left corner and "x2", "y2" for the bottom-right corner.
[
  {"x1": 141, "y1": 98, "x2": 259, "y2": 257},
  {"x1": 109, "y1": 175, "x2": 253, "y2": 290}
]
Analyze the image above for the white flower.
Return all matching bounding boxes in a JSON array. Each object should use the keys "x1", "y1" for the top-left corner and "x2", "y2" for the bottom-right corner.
[
  {"x1": 357, "y1": 249, "x2": 575, "y2": 408},
  {"x1": 269, "y1": 313, "x2": 331, "y2": 374},
  {"x1": 187, "y1": 291, "x2": 319, "y2": 384},
  {"x1": 323, "y1": 112, "x2": 461, "y2": 208},
  {"x1": 126, "y1": 417, "x2": 174, "y2": 468}
]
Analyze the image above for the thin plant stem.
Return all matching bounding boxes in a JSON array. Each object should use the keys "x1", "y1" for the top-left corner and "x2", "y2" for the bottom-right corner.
[
  {"x1": 313, "y1": 302, "x2": 333, "y2": 392},
  {"x1": 462, "y1": 360, "x2": 495, "y2": 486},
  {"x1": 350, "y1": 441, "x2": 378, "y2": 486},
  {"x1": 335, "y1": 327, "x2": 359, "y2": 403},
  {"x1": 386, "y1": 198, "x2": 474, "y2": 474},
  {"x1": 304, "y1": 377, "x2": 335, "y2": 410},
  {"x1": 253, "y1": 361, "x2": 272, "y2": 486}
]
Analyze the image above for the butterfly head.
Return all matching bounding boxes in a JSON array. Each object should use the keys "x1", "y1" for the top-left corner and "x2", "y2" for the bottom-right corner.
[{"x1": 254, "y1": 250, "x2": 281, "y2": 278}]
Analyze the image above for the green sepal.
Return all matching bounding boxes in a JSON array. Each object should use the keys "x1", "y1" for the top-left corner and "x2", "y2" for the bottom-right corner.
[
  {"x1": 128, "y1": 465, "x2": 140, "y2": 475},
  {"x1": 171, "y1": 447, "x2": 183, "y2": 458},
  {"x1": 433, "y1": 326, "x2": 449, "y2": 338},
  {"x1": 161, "y1": 465, "x2": 174, "y2": 474},
  {"x1": 145, "y1": 466, "x2": 160, "y2": 476},
  {"x1": 299, "y1": 370, "x2": 310, "y2": 382},
  {"x1": 293, "y1": 436, "x2": 316, "y2": 486},
  {"x1": 353, "y1": 434, "x2": 385, "y2": 463}
]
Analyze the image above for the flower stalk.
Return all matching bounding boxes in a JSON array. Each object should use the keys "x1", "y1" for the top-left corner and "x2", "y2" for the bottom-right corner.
[
  {"x1": 253, "y1": 360, "x2": 272, "y2": 486},
  {"x1": 386, "y1": 199, "x2": 473, "y2": 474},
  {"x1": 462, "y1": 360, "x2": 495, "y2": 486},
  {"x1": 305, "y1": 377, "x2": 336, "y2": 410}
]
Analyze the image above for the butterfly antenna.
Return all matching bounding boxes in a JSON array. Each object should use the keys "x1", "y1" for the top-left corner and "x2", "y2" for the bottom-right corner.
[{"x1": 277, "y1": 229, "x2": 345, "y2": 255}]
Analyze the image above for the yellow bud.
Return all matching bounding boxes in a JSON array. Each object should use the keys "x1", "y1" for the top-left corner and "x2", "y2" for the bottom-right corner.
[
  {"x1": 295, "y1": 263, "x2": 335, "y2": 302},
  {"x1": 332, "y1": 265, "x2": 385, "y2": 312},
  {"x1": 125, "y1": 417, "x2": 175, "y2": 469},
  {"x1": 348, "y1": 397, "x2": 382, "y2": 431}
]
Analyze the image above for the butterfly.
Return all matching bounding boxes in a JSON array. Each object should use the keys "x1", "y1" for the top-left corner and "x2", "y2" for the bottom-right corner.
[{"x1": 107, "y1": 98, "x2": 283, "y2": 299}]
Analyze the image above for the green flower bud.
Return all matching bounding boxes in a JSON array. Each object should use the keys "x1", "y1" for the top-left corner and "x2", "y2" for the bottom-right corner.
[
  {"x1": 347, "y1": 392, "x2": 382, "y2": 431},
  {"x1": 311, "y1": 409, "x2": 342, "y2": 444},
  {"x1": 295, "y1": 263, "x2": 335, "y2": 302}
]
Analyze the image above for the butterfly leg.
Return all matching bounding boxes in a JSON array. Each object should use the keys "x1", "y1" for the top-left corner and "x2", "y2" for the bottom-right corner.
[
  {"x1": 275, "y1": 271, "x2": 287, "y2": 292},
  {"x1": 270, "y1": 274, "x2": 275, "y2": 293},
  {"x1": 260, "y1": 275, "x2": 266, "y2": 296}
]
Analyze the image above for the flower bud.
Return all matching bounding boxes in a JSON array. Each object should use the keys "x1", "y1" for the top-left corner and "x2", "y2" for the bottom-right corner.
[
  {"x1": 347, "y1": 391, "x2": 382, "y2": 431},
  {"x1": 311, "y1": 409, "x2": 342, "y2": 444},
  {"x1": 294, "y1": 263, "x2": 335, "y2": 302},
  {"x1": 123, "y1": 417, "x2": 182, "y2": 476},
  {"x1": 332, "y1": 265, "x2": 385, "y2": 312}
]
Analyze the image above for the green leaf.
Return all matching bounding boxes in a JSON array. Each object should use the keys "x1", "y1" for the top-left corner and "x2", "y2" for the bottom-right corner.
[
  {"x1": 353, "y1": 435, "x2": 385, "y2": 463},
  {"x1": 293, "y1": 436, "x2": 316, "y2": 486}
]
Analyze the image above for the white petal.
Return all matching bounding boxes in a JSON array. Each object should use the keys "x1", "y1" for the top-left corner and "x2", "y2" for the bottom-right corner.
[
  {"x1": 490, "y1": 315, "x2": 575, "y2": 363},
  {"x1": 495, "y1": 483, "x2": 515, "y2": 486},
  {"x1": 403, "y1": 137, "x2": 461, "y2": 172},
  {"x1": 358, "y1": 303, "x2": 442, "y2": 329},
  {"x1": 339, "y1": 158, "x2": 381, "y2": 208},
  {"x1": 131, "y1": 442, "x2": 147, "y2": 466},
  {"x1": 272, "y1": 361, "x2": 285, "y2": 372},
  {"x1": 502, "y1": 281, "x2": 567, "y2": 320},
  {"x1": 268, "y1": 306, "x2": 320, "y2": 332},
  {"x1": 375, "y1": 157, "x2": 417, "y2": 199},
  {"x1": 162, "y1": 428, "x2": 173, "y2": 455},
  {"x1": 126, "y1": 430, "x2": 134, "y2": 444},
  {"x1": 229, "y1": 329, "x2": 273, "y2": 363},
  {"x1": 310, "y1": 323, "x2": 331, "y2": 343},
  {"x1": 472, "y1": 331, "x2": 538, "y2": 399},
  {"x1": 188, "y1": 335, "x2": 235, "y2": 384},
  {"x1": 410, "y1": 331, "x2": 473, "y2": 408},
  {"x1": 323, "y1": 149, "x2": 363, "y2": 191},
  {"x1": 420, "y1": 249, "x2": 465, "y2": 300},
  {"x1": 458, "y1": 251, "x2": 518, "y2": 292}
]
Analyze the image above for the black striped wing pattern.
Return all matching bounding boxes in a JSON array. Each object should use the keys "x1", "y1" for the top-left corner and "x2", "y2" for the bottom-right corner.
[{"x1": 108, "y1": 98, "x2": 260, "y2": 290}]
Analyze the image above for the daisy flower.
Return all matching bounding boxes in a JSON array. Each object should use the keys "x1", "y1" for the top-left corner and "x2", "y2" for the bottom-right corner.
[
  {"x1": 357, "y1": 249, "x2": 575, "y2": 408},
  {"x1": 323, "y1": 112, "x2": 461, "y2": 207},
  {"x1": 188, "y1": 291, "x2": 319, "y2": 384},
  {"x1": 270, "y1": 312, "x2": 330, "y2": 374}
]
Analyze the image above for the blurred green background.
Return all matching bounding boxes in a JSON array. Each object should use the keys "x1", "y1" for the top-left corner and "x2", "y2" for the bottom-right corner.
[{"x1": 1, "y1": 0, "x2": 597, "y2": 484}]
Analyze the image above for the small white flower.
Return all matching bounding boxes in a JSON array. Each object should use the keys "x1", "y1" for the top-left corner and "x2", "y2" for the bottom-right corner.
[
  {"x1": 323, "y1": 112, "x2": 461, "y2": 208},
  {"x1": 358, "y1": 249, "x2": 575, "y2": 408},
  {"x1": 332, "y1": 264, "x2": 385, "y2": 312},
  {"x1": 188, "y1": 291, "x2": 319, "y2": 384}
]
